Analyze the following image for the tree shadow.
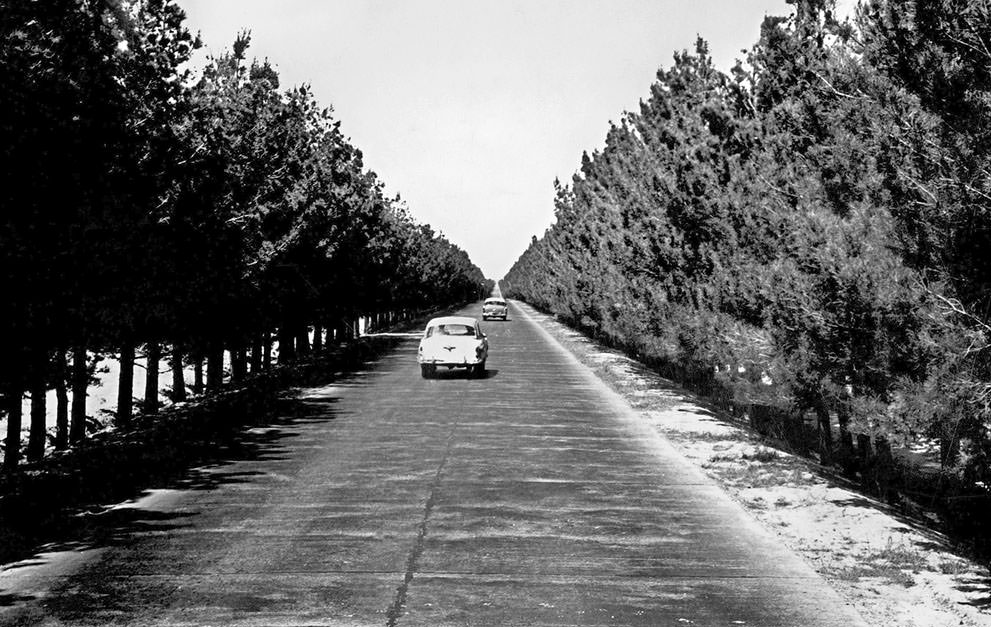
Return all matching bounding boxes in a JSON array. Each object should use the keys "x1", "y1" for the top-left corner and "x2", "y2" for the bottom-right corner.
[
  {"x1": 677, "y1": 406, "x2": 717, "y2": 418},
  {"x1": 801, "y1": 493, "x2": 991, "y2": 609},
  {"x1": 0, "y1": 592, "x2": 36, "y2": 607},
  {"x1": 955, "y1": 575, "x2": 991, "y2": 608},
  {"x1": 0, "y1": 351, "x2": 382, "y2": 571},
  {"x1": 828, "y1": 496, "x2": 892, "y2": 511}
]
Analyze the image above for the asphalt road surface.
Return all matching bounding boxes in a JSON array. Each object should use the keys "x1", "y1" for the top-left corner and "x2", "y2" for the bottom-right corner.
[{"x1": 0, "y1": 300, "x2": 866, "y2": 626}]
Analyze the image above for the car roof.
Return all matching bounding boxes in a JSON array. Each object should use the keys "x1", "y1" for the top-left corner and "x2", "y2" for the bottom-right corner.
[
  {"x1": 484, "y1": 297, "x2": 505, "y2": 302},
  {"x1": 425, "y1": 316, "x2": 479, "y2": 327}
]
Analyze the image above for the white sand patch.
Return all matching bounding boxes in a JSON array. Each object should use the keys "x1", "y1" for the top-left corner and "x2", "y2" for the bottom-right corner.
[{"x1": 650, "y1": 407, "x2": 741, "y2": 438}]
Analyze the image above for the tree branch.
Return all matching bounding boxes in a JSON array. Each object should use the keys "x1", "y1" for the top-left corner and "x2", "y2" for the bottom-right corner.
[{"x1": 811, "y1": 70, "x2": 863, "y2": 100}]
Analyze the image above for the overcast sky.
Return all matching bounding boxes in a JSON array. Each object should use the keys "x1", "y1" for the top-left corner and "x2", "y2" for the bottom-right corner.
[{"x1": 175, "y1": 1, "x2": 851, "y2": 280}]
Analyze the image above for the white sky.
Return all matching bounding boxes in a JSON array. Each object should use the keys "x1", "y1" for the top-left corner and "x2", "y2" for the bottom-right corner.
[{"x1": 176, "y1": 1, "x2": 855, "y2": 279}]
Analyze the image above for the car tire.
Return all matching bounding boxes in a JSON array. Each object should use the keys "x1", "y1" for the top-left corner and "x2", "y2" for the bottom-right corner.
[
  {"x1": 420, "y1": 364, "x2": 434, "y2": 379},
  {"x1": 472, "y1": 361, "x2": 486, "y2": 378}
]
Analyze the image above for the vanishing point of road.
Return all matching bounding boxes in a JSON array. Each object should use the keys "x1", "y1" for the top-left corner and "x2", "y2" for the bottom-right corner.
[{"x1": 0, "y1": 300, "x2": 865, "y2": 626}]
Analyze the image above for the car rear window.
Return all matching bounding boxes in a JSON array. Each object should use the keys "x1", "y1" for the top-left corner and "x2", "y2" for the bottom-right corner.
[
  {"x1": 486, "y1": 300, "x2": 506, "y2": 307},
  {"x1": 426, "y1": 324, "x2": 476, "y2": 337}
]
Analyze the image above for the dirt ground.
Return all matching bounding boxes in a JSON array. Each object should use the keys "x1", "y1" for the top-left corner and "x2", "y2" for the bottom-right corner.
[{"x1": 523, "y1": 304, "x2": 991, "y2": 627}]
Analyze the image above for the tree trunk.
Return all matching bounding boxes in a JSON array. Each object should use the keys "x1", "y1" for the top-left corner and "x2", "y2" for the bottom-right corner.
[
  {"x1": 312, "y1": 323, "x2": 323, "y2": 353},
  {"x1": 296, "y1": 323, "x2": 310, "y2": 358},
  {"x1": 192, "y1": 353, "x2": 204, "y2": 395},
  {"x1": 231, "y1": 346, "x2": 247, "y2": 383},
  {"x1": 279, "y1": 325, "x2": 295, "y2": 364},
  {"x1": 54, "y1": 350, "x2": 69, "y2": 451},
  {"x1": 250, "y1": 334, "x2": 263, "y2": 373},
  {"x1": 144, "y1": 341, "x2": 160, "y2": 415},
  {"x1": 939, "y1": 416, "x2": 961, "y2": 468},
  {"x1": 836, "y1": 397, "x2": 855, "y2": 474},
  {"x1": 70, "y1": 345, "x2": 88, "y2": 444},
  {"x1": 857, "y1": 433, "x2": 873, "y2": 487},
  {"x1": 814, "y1": 397, "x2": 832, "y2": 465},
  {"x1": 171, "y1": 343, "x2": 186, "y2": 402},
  {"x1": 4, "y1": 384, "x2": 23, "y2": 471},
  {"x1": 117, "y1": 341, "x2": 135, "y2": 427},
  {"x1": 206, "y1": 344, "x2": 224, "y2": 392},
  {"x1": 27, "y1": 358, "x2": 47, "y2": 462},
  {"x1": 340, "y1": 318, "x2": 353, "y2": 341},
  {"x1": 262, "y1": 332, "x2": 272, "y2": 369},
  {"x1": 873, "y1": 436, "x2": 896, "y2": 503}
]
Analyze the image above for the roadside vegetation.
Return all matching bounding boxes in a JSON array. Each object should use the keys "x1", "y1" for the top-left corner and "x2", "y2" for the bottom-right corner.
[
  {"x1": 0, "y1": 0, "x2": 491, "y2": 472},
  {"x1": 502, "y1": 0, "x2": 991, "y2": 550}
]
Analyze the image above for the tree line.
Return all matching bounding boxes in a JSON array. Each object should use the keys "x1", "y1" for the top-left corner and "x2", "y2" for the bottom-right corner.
[
  {"x1": 0, "y1": 0, "x2": 490, "y2": 470},
  {"x1": 503, "y1": 0, "x2": 991, "y2": 487}
]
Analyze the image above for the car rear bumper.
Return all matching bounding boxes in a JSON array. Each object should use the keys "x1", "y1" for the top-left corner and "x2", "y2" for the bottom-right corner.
[
  {"x1": 420, "y1": 359, "x2": 482, "y2": 368},
  {"x1": 418, "y1": 357, "x2": 484, "y2": 367}
]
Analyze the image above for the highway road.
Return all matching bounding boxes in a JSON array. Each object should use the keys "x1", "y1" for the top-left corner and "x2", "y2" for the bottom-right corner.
[{"x1": 0, "y1": 300, "x2": 865, "y2": 626}]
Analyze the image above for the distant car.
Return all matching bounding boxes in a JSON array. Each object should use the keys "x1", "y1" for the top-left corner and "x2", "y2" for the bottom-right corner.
[
  {"x1": 418, "y1": 316, "x2": 489, "y2": 378},
  {"x1": 481, "y1": 297, "x2": 508, "y2": 320}
]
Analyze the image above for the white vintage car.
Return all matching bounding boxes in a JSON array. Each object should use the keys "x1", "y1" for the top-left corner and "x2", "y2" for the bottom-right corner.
[
  {"x1": 417, "y1": 316, "x2": 488, "y2": 378},
  {"x1": 481, "y1": 297, "x2": 508, "y2": 320}
]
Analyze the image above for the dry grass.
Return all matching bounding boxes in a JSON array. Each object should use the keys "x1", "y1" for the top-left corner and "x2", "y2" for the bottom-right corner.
[
  {"x1": 743, "y1": 447, "x2": 780, "y2": 463},
  {"x1": 828, "y1": 539, "x2": 927, "y2": 587}
]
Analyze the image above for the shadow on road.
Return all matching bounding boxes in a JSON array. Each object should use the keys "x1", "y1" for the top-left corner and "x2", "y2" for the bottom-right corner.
[
  {"x1": 0, "y1": 350, "x2": 387, "y2": 573},
  {"x1": 428, "y1": 368, "x2": 499, "y2": 380},
  {"x1": 0, "y1": 592, "x2": 36, "y2": 607}
]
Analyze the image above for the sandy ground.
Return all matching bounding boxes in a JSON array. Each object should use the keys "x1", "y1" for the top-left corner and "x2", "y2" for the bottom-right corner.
[{"x1": 520, "y1": 304, "x2": 991, "y2": 627}]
